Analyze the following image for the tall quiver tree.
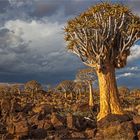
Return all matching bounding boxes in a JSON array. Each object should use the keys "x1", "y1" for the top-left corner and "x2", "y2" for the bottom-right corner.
[
  {"x1": 76, "y1": 68, "x2": 96, "y2": 107},
  {"x1": 64, "y1": 3, "x2": 140, "y2": 121}
]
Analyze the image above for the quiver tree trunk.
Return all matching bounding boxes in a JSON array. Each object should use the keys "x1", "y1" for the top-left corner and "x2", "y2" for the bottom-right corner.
[
  {"x1": 70, "y1": 92, "x2": 73, "y2": 99},
  {"x1": 88, "y1": 81, "x2": 94, "y2": 107},
  {"x1": 64, "y1": 92, "x2": 67, "y2": 98},
  {"x1": 97, "y1": 63, "x2": 124, "y2": 121}
]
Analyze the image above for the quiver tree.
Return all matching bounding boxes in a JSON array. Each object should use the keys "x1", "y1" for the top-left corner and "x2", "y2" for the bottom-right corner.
[
  {"x1": 76, "y1": 68, "x2": 97, "y2": 107},
  {"x1": 73, "y1": 81, "x2": 87, "y2": 100},
  {"x1": 56, "y1": 80, "x2": 75, "y2": 98},
  {"x1": 24, "y1": 80, "x2": 42, "y2": 94},
  {"x1": 64, "y1": 3, "x2": 140, "y2": 121},
  {"x1": 10, "y1": 85, "x2": 21, "y2": 95}
]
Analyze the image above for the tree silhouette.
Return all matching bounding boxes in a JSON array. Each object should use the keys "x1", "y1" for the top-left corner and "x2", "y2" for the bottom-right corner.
[
  {"x1": 73, "y1": 81, "x2": 87, "y2": 100},
  {"x1": 76, "y1": 68, "x2": 97, "y2": 107},
  {"x1": 56, "y1": 80, "x2": 75, "y2": 98},
  {"x1": 64, "y1": 3, "x2": 140, "y2": 120}
]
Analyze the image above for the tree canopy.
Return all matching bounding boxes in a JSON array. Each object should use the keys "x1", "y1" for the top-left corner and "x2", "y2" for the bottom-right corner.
[
  {"x1": 76, "y1": 68, "x2": 97, "y2": 82},
  {"x1": 64, "y1": 3, "x2": 140, "y2": 72},
  {"x1": 24, "y1": 80, "x2": 42, "y2": 93}
]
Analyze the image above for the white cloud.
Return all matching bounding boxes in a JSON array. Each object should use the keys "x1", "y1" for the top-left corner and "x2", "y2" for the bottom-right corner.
[
  {"x1": 128, "y1": 44, "x2": 140, "y2": 62},
  {"x1": 2, "y1": 18, "x2": 82, "y2": 74},
  {"x1": 126, "y1": 66, "x2": 139, "y2": 71},
  {"x1": 117, "y1": 72, "x2": 135, "y2": 79},
  {"x1": 5, "y1": 19, "x2": 65, "y2": 49}
]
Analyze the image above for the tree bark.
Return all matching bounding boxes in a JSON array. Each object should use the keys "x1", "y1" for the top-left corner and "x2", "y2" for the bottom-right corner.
[{"x1": 97, "y1": 63, "x2": 124, "y2": 121}]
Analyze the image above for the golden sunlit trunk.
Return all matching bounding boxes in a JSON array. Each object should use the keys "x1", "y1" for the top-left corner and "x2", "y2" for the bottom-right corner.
[
  {"x1": 89, "y1": 81, "x2": 94, "y2": 107},
  {"x1": 97, "y1": 64, "x2": 124, "y2": 121}
]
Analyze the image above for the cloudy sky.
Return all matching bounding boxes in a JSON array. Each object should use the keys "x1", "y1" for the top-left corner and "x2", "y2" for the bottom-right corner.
[{"x1": 0, "y1": 0, "x2": 140, "y2": 88}]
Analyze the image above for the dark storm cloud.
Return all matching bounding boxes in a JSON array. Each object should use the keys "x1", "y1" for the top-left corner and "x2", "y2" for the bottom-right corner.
[
  {"x1": 0, "y1": 26, "x2": 32, "y2": 75},
  {"x1": 31, "y1": 1, "x2": 60, "y2": 17},
  {"x1": 28, "y1": 0, "x2": 140, "y2": 19},
  {"x1": 1, "y1": 0, "x2": 140, "y2": 23},
  {"x1": 4, "y1": 0, "x2": 96, "y2": 23},
  {"x1": 30, "y1": 0, "x2": 97, "y2": 17},
  {"x1": 0, "y1": 0, "x2": 10, "y2": 13},
  {"x1": 0, "y1": 0, "x2": 139, "y2": 20}
]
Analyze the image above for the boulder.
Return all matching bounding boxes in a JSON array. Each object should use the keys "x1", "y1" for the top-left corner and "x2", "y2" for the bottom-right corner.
[
  {"x1": 37, "y1": 120, "x2": 45, "y2": 129},
  {"x1": 7, "y1": 124, "x2": 15, "y2": 134},
  {"x1": 85, "y1": 128, "x2": 97, "y2": 139},
  {"x1": 66, "y1": 113, "x2": 96, "y2": 131},
  {"x1": 0, "y1": 123, "x2": 7, "y2": 134},
  {"x1": 96, "y1": 121, "x2": 136, "y2": 140},
  {"x1": 23, "y1": 103, "x2": 34, "y2": 114},
  {"x1": 66, "y1": 113, "x2": 75, "y2": 129},
  {"x1": 37, "y1": 119, "x2": 54, "y2": 130},
  {"x1": 75, "y1": 116, "x2": 96, "y2": 131},
  {"x1": 97, "y1": 114, "x2": 132, "y2": 128},
  {"x1": 133, "y1": 115, "x2": 140, "y2": 130},
  {"x1": 44, "y1": 121, "x2": 54, "y2": 130},
  {"x1": 71, "y1": 104, "x2": 79, "y2": 112},
  {"x1": 29, "y1": 128, "x2": 47, "y2": 139},
  {"x1": 11, "y1": 102, "x2": 23, "y2": 113},
  {"x1": 66, "y1": 114, "x2": 83, "y2": 130},
  {"x1": 44, "y1": 105, "x2": 54, "y2": 114},
  {"x1": 51, "y1": 112, "x2": 64, "y2": 129},
  {"x1": 4, "y1": 134, "x2": 15, "y2": 140},
  {"x1": 32, "y1": 105, "x2": 44, "y2": 113},
  {"x1": 133, "y1": 115, "x2": 140, "y2": 124},
  {"x1": 71, "y1": 131, "x2": 86, "y2": 139},
  {"x1": 83, "y1": 117, "x2": 97, "y2": 129},
  {"x1": 76, "y1": 103, "x2": 89, "y2": 112},
  {"x1": 95, "y1": 114, "x2": 136, "y2": 140},
  {"x1": 27, "y1": 114, "x2": 39, "y2": 125},
  {"x1": 138, "y1": 131, "x2": 140, "y2": 139},
  {"x1": 14, "y1": 120, "x2": 28, "y2": 135}
]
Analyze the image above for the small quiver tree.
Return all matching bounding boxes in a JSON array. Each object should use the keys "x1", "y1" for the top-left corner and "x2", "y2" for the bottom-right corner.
[
  {"x1": 10, "y1": 84, "x2": 21, "y2": 95},
  {"x1": 24, "y1": 80, "x2": 42, "y2": 94},
  {"x1": 64, "y1": 3, "x2": 140, "y2": 121},
  {"x1": 76, "y1": 68, "x2": 97, "y2": 107},
  {"x1": 73, "y1": 81, "x2": 87, "y2": 100},
  {"x1": 56, "y1": 80, "x2": 75, "y2": 99}
]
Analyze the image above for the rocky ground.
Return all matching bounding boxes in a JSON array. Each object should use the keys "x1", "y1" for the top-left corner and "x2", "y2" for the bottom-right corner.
[{"x1": 0, "y1": 87, "x2": 140, "y2": 140}]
